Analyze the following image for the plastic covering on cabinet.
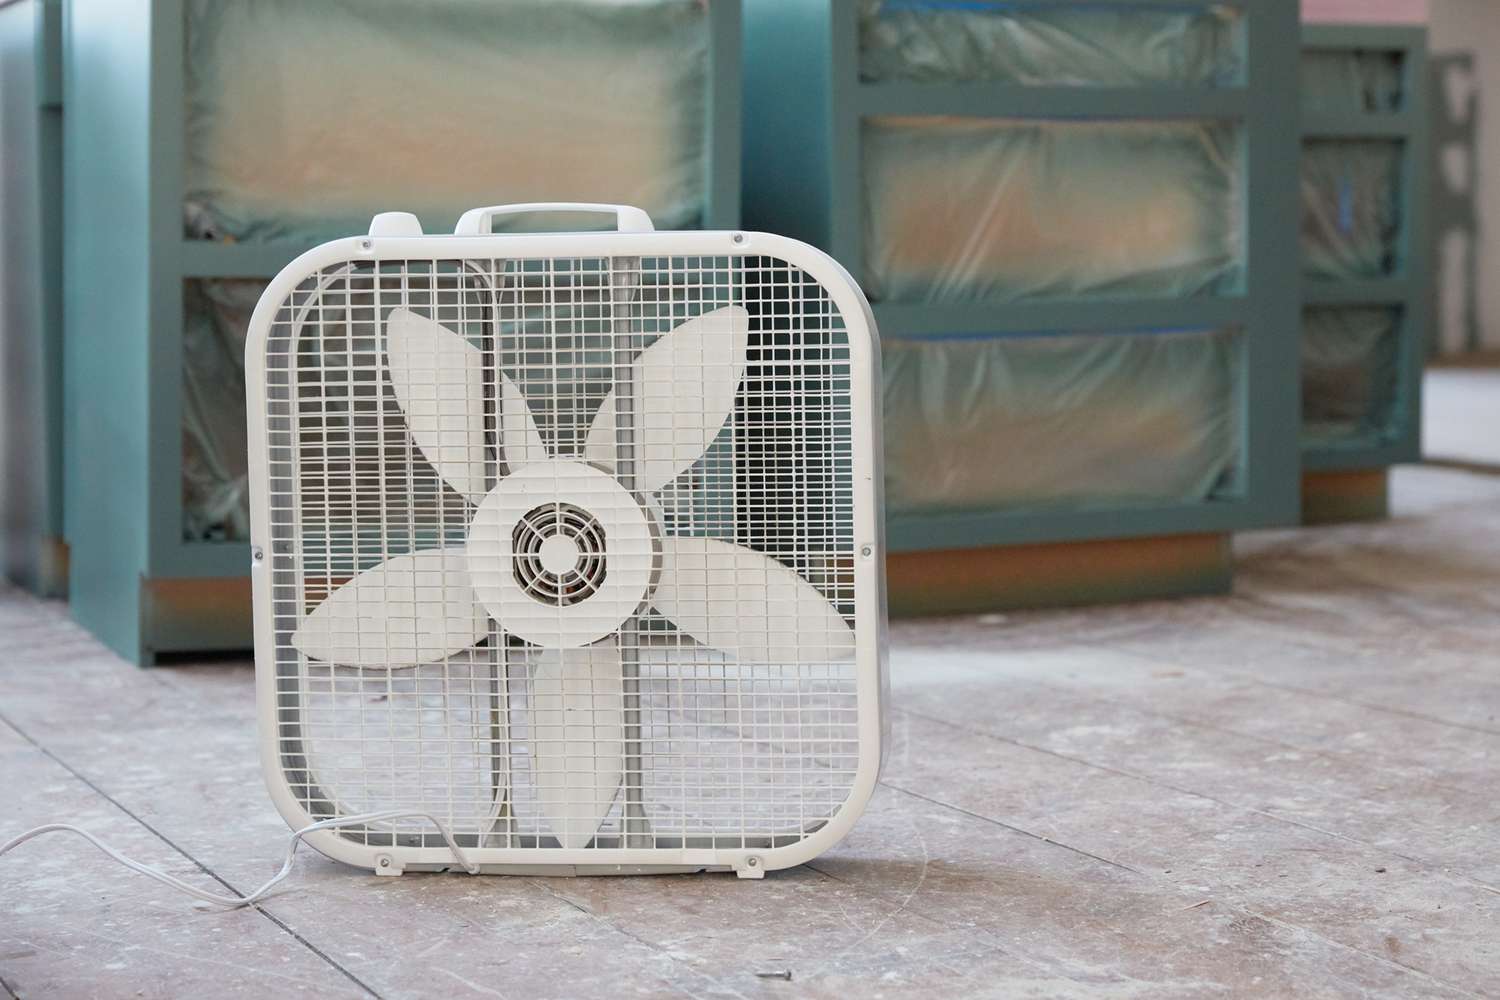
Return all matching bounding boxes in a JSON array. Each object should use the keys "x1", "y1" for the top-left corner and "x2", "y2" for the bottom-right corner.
[
  {"x1": 182, "y1": 271, "x2": 736, "y2": 543},
  {"x1": 863, "y1": 116, "x2": 1243, "y2": 304},
  {"x1": 883, "y1": 329, "x2": 1240, "y2": 517},
  {"x1": 858, "y1": 0, "x2": 1243, "y2": 86},
  {"x1": 1301, "y1": 138, "x2": 1403, "y2": 280},
  {"x1": 1301, "y1": 49, "x2": 1404, "y2": 114},
  {"x1": 1301, "y1": 306, "x2": 1400, "y2": 450},
  {"x1": 183, "y1": 0, "x2": 708, "y2": 243},
  {"x1": 183, "y1": 278, "x2": 262, "y2": 541}
]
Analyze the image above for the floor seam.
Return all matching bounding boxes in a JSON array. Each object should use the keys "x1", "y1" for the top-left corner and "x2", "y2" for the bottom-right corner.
[
  {"x1": 805, "y1": 857, "x2": 1487, "y2": 1000},
  {"x1": 0, "y1": 711, "x2": 383, "y2": 1000},
  {"x1": 798, "y1": 864, "x2": 1072, "y2": 985},
  {"x1": 524, "y1": 878, "x2": 754, "y2": 1000},
  {"x1": 876, "y1": 779, "x2": 1143, "y2": 875},
  {"x1": 898, "y1": 707, "x2": 1500, "y2": 896},
  {"x1": 1422, "y1": 457, "x2": 1500, "y2": 478},
  {"x1": 1236, "y1": 676, "x2": 1500, "y2": 738},
  {"x1": 924, "y1": 652, "x2": 1499, "y2": 802},
  {"x1": 1092, "y1": 609, "x2": 1500, "y2": 737},
  {"x1": 1223, "y1": 591, "x2": 1500, "y2": 673},
  {"x1": 879, "y1": 745, "x2": 1490, "y2": 1000},
  {"x1": 1240, "y1": 910, "x2": 1491, "y2": 1000}
]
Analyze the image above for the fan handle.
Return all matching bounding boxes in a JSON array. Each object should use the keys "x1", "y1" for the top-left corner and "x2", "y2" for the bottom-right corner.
[{"x1": 454, "y1": 203, "x2": 655, "y2": 236}]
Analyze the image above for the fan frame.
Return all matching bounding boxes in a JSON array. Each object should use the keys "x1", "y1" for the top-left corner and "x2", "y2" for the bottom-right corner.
[{"x1": 245, "y1": 227, "x2": 887, "y2": 877}]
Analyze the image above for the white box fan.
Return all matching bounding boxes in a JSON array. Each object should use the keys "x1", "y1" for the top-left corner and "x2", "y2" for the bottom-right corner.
[{"x1": 246, "y1": 204, "x2": 886, "y2": 877}]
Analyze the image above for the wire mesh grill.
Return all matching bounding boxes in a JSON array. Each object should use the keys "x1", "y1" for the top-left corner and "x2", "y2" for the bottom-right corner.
[{"x1": 258, "y1": 251, "x2": 863, "y2": 854}]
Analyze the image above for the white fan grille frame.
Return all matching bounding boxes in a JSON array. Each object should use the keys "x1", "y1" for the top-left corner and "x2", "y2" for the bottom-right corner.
[{"x1": 246, "y1": 225, "x2": 886, "y2": 876}]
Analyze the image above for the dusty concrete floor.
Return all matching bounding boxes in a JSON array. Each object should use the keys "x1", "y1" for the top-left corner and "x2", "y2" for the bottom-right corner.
[
  {"x1": 4, "y1": 380, "x2": 1500, "y2": 998},
  {"x1": 1426, "y1": 366, "x2": 1500, "y2": 468}
]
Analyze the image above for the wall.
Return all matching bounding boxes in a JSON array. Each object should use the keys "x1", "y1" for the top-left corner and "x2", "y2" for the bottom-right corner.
[{"x1": 1302, "y1": 0, "x2": 1429, "y2": 25}]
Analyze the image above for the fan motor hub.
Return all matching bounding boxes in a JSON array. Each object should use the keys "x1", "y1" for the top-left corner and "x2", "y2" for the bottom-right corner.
[
  {"x1": 466, "y1": 460, "x2": 657, "y2": 648},
  {"x1": 510, "y1": 502, "x2": 608, "y2": 606}
]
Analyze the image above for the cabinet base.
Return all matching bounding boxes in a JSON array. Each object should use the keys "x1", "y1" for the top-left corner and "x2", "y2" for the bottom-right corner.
[
  {"x1": 4, "y1": 535, "x2": 69, "y2": 599},
  {"x1": 141, "y1": 576, "x2": 253, "y2": 664},
  {"x1": 888, "y1": 533, "x2": 1231, "y2": 617},
  {"x1": 1301, "y1": 469, "x2": 1388, "y2": 525}
]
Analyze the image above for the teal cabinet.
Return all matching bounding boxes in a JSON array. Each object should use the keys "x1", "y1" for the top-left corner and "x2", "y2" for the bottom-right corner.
[
  {"x1": 744, "y1": 1, "x2": 1302, "y2": 555},
  {"x1": 0, "y1": 0, "x2": 65, "y2": 597},
  {"x1": 63, "y1": 0, "x2": 741, "y2": 662},
  {"x1": 1299, "y1": 25, "x2": 1429, "y2": 478}
]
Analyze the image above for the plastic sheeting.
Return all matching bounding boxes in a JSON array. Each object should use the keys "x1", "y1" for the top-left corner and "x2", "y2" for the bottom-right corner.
[
  {"x1": 182, "y1": 271, "x2": 735, "y2": 543},
  {"x1": 1302, "y1": 306, "x2": 1400, "y2": 449},
  {"x1": 180, "y1": 275, "x2": 612, "y2": 544},
  {"x1": 1301, "y1": 49, "x2": 1405, "y2": 114},
  {"x1": 1301, "y1": 139, "x2": 1403, "y2": 280},
  {"x1": 183, "y1": 0, "x2": 708, "y2": 243},
  {"x1": 859, "y1": 1, "x2": 1243, "y2": 86},
  {"x1": 883, "y1": 329, "x2": 1240, "y2": 517},
  {"x1": 863, "y1": 116, "x2": 1243, "y2": 304},
  {"x1": 183, "y1": 278, "x2": 263, "y2": 541}
]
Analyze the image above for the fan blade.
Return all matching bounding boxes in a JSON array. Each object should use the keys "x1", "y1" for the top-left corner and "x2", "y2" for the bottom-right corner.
[
  {"x1": 583, "y1": 305, "x2": 748, "y2": 492},
  {"x1": 498, "y1": 370, "x2": 549, "y2": 471},
  {"x1": 530, "y1": 641, "x2": 625, "y2": 850},
  {"x1": 652, "y1": 537, "x2": 856, "y2": 663},
  {"x1": 385, "y1": 308, "x2": 545, "y2": 498},
  {"x1": 291, "y1": 547, "x2": 489, "y2": 667}
]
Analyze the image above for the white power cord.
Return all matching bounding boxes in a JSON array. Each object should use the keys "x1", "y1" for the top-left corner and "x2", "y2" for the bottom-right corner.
[{"x1": 0, "y1": 810, "x2": 479, "y2": 908}]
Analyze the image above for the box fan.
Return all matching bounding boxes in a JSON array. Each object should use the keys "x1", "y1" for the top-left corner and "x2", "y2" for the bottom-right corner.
[{"x1": 246, "y1": 204, "x2": 886, "y2": 877}]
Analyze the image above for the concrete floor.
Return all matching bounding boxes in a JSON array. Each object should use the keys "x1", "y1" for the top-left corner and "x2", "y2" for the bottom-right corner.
[
  {"x1": 1426, "y1": 366, "x2": 1500, "y2": 468},
  {"x1": 4, "y1": 385, "x2": 1500, "y2": 998}
]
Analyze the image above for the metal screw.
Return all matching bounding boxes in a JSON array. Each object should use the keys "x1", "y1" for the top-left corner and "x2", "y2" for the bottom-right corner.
[
  {"x1": 731, "y1": 233, "x2": 746, "y2": 244},
  {"x1": 252, "y1": 546, "x2": 265, "y2": 562},
  {"x1": 378, "y1": 857, "x2": 391, "y2": 868},
  {"x1": 860, "y1": 545, "x2": 873, "y2": 558},
  {"x1": 360, "y1": 239, "x2": 373, "y2": 251},
  {"x1": 746, "y1": 856, "x2": 760, "y2": 868}
]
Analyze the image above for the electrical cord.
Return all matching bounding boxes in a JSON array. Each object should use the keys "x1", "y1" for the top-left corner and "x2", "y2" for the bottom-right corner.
[
  {"x1": 4, "y1": 260, "x2": 522, "y2": 912},
  {"x1": 0, "y1": 810, "x2": 480, "y2": 909},
  {"x1": 9, "y1": 247, "x2": 585, "y2": 910}
]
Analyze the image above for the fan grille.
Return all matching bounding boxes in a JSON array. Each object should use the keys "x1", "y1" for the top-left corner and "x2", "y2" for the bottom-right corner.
[{"x1": 256, "y1": 250, "x2": 864, "y2": 857}]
